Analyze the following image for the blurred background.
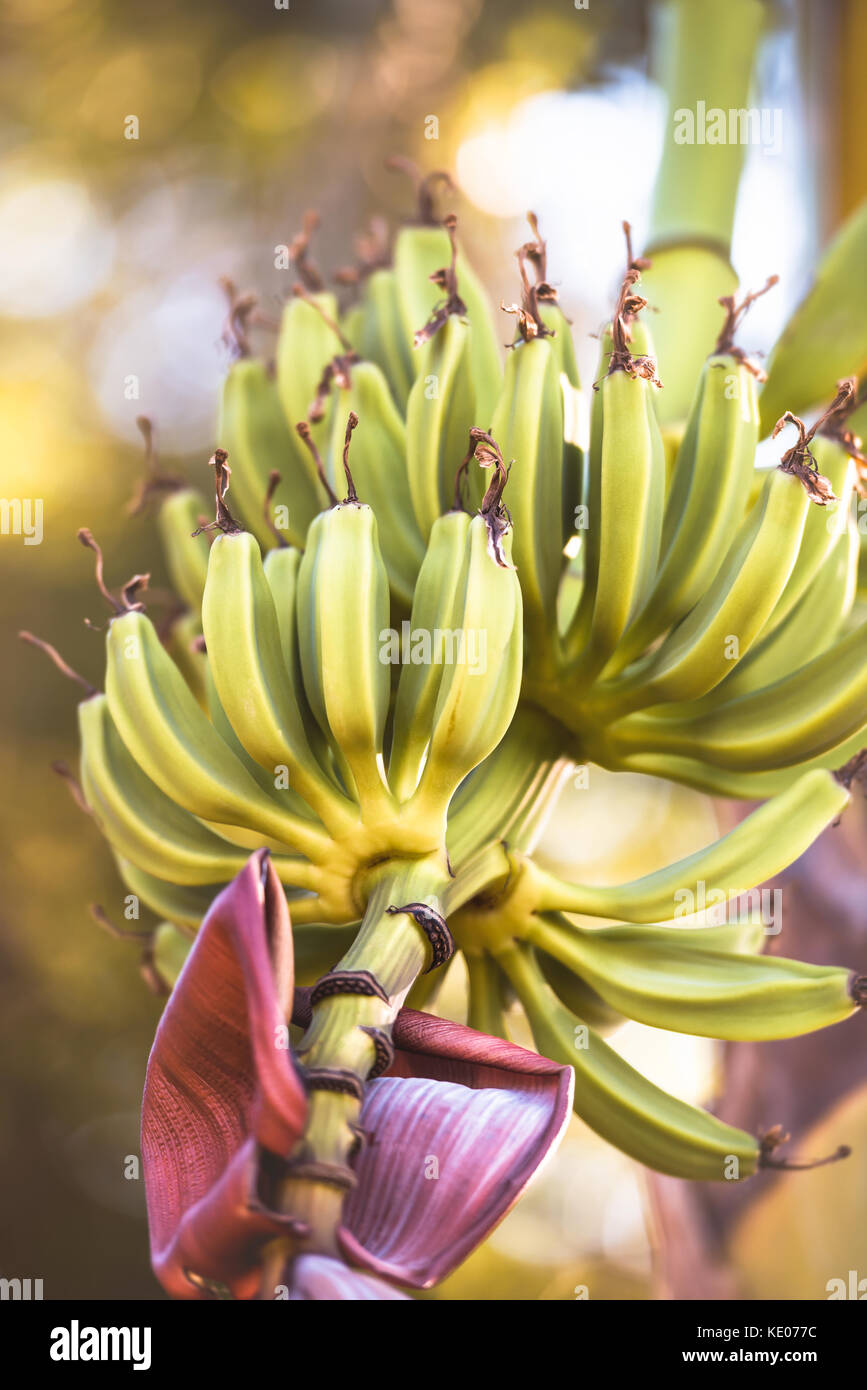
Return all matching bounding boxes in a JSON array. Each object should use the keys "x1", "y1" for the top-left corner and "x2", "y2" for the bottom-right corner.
[{"x1": 1, "y1": 0, "x2": 866, "y2": 1299}]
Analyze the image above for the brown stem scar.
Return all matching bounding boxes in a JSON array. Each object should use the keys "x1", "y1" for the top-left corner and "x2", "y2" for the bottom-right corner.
[
  {"x1": 192, "y1": 450, "x2": 244, "y2": 535},
  {"x1": 413, "y1": 213, "x2": 467, "y2": 347},
  {"x1": 774, "y1": 380, "x2": 854, "y2": 505}
]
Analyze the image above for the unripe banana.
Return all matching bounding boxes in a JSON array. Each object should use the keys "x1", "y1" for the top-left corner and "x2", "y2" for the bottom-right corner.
[
  {"x1": 275, "y1": 289, "x2": 346, "y2": 450},
  {"x1": 296, "y1": 491, "x2": 393, "y2": 815},
  {"x1": 759, "y1": 197, "x2": 867, "y2": 433},
  {"x1": 202, "y1": 528, "x2": 355, "y2": 831},
  {"x1": 104, "y1": 610, "x2": 330, "y2": 859},
  {"x1": 567, "y1": 362, "x2": 665, "y2": 681},
  {"x1": 527, "y1": 916, "x2": 862, "y2": 1042},
  {"x1": 756, "y1": 433, "x2": 856, "y2": 640},
  {"x1": 157, "y1": 488, "x2": 211, "y2": 611},
  {"x1": 597, "y1": 466, "x2": 812, "y2": 713},
  {"x1": 79, "y1": 694, "x2": 256, "y2": 886},
  {"x1": 323, "y1": 363, "x2": 424, "y2": 606},
  {"x1": 608, "y1": 353, "x2": 760, "y2": 673},
  {"x1": 695, "y1": 519, "x2": 859, "y2": 705},
  {"x1": 498, "y1": 942, "x2": 760, "y2": 1180},
  {"x1": 262, "y1": 544, "x2": 338, "y2": 777},
  {"x1": 528, "y1": 766, "x2": 850, "y2": 923},
  {"x1": 393, "y1": 223, "x2": 502, "y2": 422},
  {"x1": 162, "y1": 610, "x2": 208, "y2": 710},
  {"x1": 219, "y1": 358, "x2": 324, "y2": 549},
  {"x1": 388, "y1": 509, "x2": 471, "y2": 802},
  {"x1": 356, "y1": 267, "x2": 415, "y2": 407},
  {"x1": 407, "y1": 514, "x2": 523, "y2": 832},
  {"x1": 610, "y1": 622, "x2": 867, "y2": 771},
  {"x1": 488, "y1": 336, "x2": 565, "y2": 664},
  {"x1": 405, "y1": 316, "x2": 476, "y2": 538}
]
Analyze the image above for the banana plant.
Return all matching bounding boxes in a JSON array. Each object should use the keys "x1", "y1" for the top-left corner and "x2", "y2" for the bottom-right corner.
[{"x1": 26, "y1": 0, "x2": 867, "y2": 1299}]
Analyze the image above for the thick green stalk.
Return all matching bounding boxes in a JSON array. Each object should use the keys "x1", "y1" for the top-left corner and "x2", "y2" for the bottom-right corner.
[
  {"x1": 643, "y1": 0, "x2": 766, "y2": 422},
  {"x1": 259, "y1": 853, "x2": 451, "y2": 1293}
]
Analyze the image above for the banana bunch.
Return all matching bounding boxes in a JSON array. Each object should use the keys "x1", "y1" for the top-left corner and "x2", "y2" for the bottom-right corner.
[
  {"x1": 451, "y1": 762, "x2": 866, "y2": 1180},
  {"x1": 33, "y1": 5, "x2": 867, "y2": 1220},
  {"x1": 52, "y1": 438, "x2": 523, "y2": 960}
]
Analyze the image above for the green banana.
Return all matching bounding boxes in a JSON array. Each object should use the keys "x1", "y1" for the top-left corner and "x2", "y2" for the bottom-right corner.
[
  {"x1": 407, "y1": 513, "x2": 523, "y2": 833},
  {"x1": 527, "y1": 916, "x2": 861, "y2": 1042},
  {"x1": 356, "y1": 267, "x2": 416, "y2": 407},
  {"x1": 388, "y1": 508, "x2": 471, "y2": 802},
  {"x1": 157, "y1": 488, "x2": 211, "y2": 611},
  {"x1": 754, "y1": 433, "x2": 856, "y2": 640},
  {"x1": 162, "y1": 610, "x2": 208, "y2": 710},
  {"x1": 488, "y1": 336, "x2": 565, "y2": 665},
  {"x1": 151, "y1": 921, "x2": 194, "y2": 989},
  {"x1": 405, "y1": 316, "x2": 476, "y2": 539},
  {"x1": 202, "y1": 528, "x2": 355, "y2": 832},
  {"x1": 79, "y1": 694, "x2": 262, "y2": 886},
  {"x1": 218, "y1": 357, "x2": 324, "y2": 549},
  {"x1": 296, "y1": 488, "x2": 393, "y2": 816},
  {"x1": 610, "y1": 620, "x2": 867, "y2": 771},
  {"x1": 323, "y1": 361, "x2": 425, "y2": 605},
  {"x1": 275, "y1": 289, "x2": 346, "y2": 451},
  {"x1": 498, "y1": 942, "x2": 760, "y2": 1180},
  {"x1": 104, "y1": 610, "x2": 330, "y2": 859},
  {"x1": 566, "y1": 360, "x2": 665, "y2": 681},
  {"x1": 607, "y1": 352, "x2": 760, "y2": 673},
  {"x1": 393, "y1": 222, "x2": 502, "y2": 422},
  {"x1": 526, "y1": 767, "x2": 850, "y2": 923},
  {"x1": 597, "y1": 466, "x2": 812, "y2": 713},
  {"x1": 759, "y1": 197, "x2": 867, "y2": 433},
  {"x1": 692, "y1": 518, "x2": 859, "y2": 706}
]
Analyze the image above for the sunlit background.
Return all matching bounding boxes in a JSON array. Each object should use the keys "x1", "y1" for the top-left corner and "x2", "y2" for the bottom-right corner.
[{"x1": 2, "y1": 0, "x2": 866, "y2": 1299}]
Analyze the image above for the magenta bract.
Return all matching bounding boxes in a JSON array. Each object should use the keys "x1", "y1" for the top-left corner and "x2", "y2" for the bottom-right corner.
[{"x1": 141, "y1": 852, "x2": 573, "y2": 1299}]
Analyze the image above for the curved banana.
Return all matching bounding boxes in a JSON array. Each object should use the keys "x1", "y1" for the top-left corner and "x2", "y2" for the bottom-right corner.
[
  {"x1": 527, "y1": 916, "x2": 861, "y2": 1042},
  {"x1": 489, "y1": 336, "x2": 565, "y2": 665},
  {"x1": 692, "y1": 517, "x2": 859, "y2": 705},
  {"x1": 157, "y1": 488, "x2": 211, "y2": 611},
  {"x1": 498, "y1": 942, "x2": 760, "y2": 1180},
  {"x1": 405, "y1": 316, "x2": 476, "y2": 538},
  {"x1": 596, "y1": 465, "x2": 812, "y2": 713},
  {"x1": 759, "y1": 197, "x2": 867, "y2": 434},
  {"x1": 275, "y1": 289, "x2": 346, "y2": 451},
  {"x1": 608, "y1": 352, "x2": 760, "y2": 673},
  {"x1": 323, "y1": 363, "x2": 424, "y2": 606},
  {"x1": 104, "y1": 610, "x2": 330, "y2": 859},
  {"x1": 219, "y1": 357, "x2": 324, "y2": 549},
  {"x1": 162, "y1": 610, "x2": 208, "y2": 710},
  {"x1": 79, "y1": 695, "x2": 265, "y2": 886},
  {"x1": 296, "y1": 487, "x2": 393, "y2": 817},
  {"x1": 406, "y1": 513, "x2": 523, "y2": 834},
  {"x1": 202, "y1": 528, "x2": 356, "y2": 832},
  {"x1": 388, "y1": 508, "x2": 471, "y2": 802},
  {"x1": 393, "y1": 222, "x2": 502, "y2": 422},
  {"x1": 356, "y1": 267, "x2": 415, "y2": 407},
  {"x1": 566, "y1": 362, "x2": 665, "y2": 681},
  {"x1": 610, "y1": 620, "x2": 867, "y2": 771},
  {"x1": 527, "y1": 767, "x2": 850, "y2": 923}
]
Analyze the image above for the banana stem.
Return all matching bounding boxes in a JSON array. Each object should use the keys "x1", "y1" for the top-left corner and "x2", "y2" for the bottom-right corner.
[
  {"x1": 648, "y1": 0, "x2": 766, "y2": 252},
  {"x1": 260, "y1": 852, "x2": 451, "y2": 1293},
  {"x1": 447, "y1": 705, "x2": 575, "y2": 864},
  {"x1": 465, "y1": 952, "x2": 509, "y2": 1036}
]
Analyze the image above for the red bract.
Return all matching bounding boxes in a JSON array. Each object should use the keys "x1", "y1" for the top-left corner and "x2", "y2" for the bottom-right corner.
[{"x1": 142, "y1": 851, "x2": 573, "y2": 1300}]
